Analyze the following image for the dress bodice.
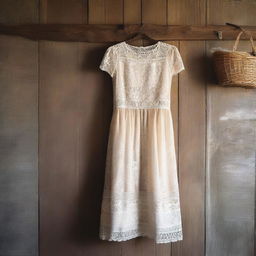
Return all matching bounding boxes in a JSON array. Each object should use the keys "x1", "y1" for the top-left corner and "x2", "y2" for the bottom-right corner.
[{"x1": 99, "y1": 41, "x2": 184, "y2": 110}]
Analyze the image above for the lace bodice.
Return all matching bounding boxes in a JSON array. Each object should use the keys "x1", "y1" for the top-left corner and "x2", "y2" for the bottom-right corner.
[{"x1": 99, "y1": 41, "x2": 184, "y2": 110}]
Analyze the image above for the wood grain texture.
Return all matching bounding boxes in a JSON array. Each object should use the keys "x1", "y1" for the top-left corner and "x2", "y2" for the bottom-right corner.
[
  {"x1": 0, "y1": 35, "x2": 39, "y2": 256},
  {"x1": 88, "y1": 0, "x2": 105, "y2": 24},
  {"x1": 0, "y1": 0, "x2": 38, "y2": 23},
  {"x1": 89, "y1": 0, "x2": 124, "y2": 24},
  {"x1": 124, "y1": 0, "x2": 141, "y2": 24},
  {"x1": 168, "y1": 0, "x2": 206, "y2": 25},
  {"x1": 4, "y1": 24, "x2": 256, "y2": 42},
  {"x1": 105, "y1": 0, "x2": 123, "y2": 24},
  {"x1": 0, "y1": 1, "x2": 38, "y2": 256},
  {"x1": 207, "y1": 0, "x2": 256, "y2": 26},
  {"x1": 142, "y1": 0, "x2": 167, "y2": 25},
  {"x1": 169, "y1": 1, "x2": 207, "y2": 256},
  {"x1": 40, "y1": 0, "x2": 84, "y2": 23},
  {"x1": 39, "y1": 41, "x2": 82, "y2": 256},
  {"x1": 39, "y1": 1, "x2": 84, "y2": 256},
  {"x1": 172, "y1": 41, "x2": 206, "y2": 256}
]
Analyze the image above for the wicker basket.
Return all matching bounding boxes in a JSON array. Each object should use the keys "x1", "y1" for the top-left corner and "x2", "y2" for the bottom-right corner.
[{"x1": 212, "y1": 30, "x2": 256, "y2": 88}]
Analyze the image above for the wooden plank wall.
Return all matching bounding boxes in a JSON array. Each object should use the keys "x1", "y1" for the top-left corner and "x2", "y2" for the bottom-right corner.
[
  {"x1": 0, "y1": 1, "x2": 255, "y2": 256},
  {"x1": 168, "y1": 2, "x2": 206, "y2": 256},
  {"x1": 39, "y1": 1, "x2": 84, "y2": 256},
  {"x1": 0, "y1": 1, "x2": 39, "y2": 256},
  {"x1": 206, "y1": 1, "x2": 256, "y2": 256}
]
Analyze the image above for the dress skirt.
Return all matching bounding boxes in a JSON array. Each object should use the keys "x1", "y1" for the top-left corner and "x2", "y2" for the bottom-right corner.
[{"x1": 99, "y1": 107, "x2": 183, "y2": 244}]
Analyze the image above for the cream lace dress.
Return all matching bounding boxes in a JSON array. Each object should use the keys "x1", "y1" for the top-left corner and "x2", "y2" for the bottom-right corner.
[{"x1": 99, "y1": 41, "x2": 185, "y2": 243}]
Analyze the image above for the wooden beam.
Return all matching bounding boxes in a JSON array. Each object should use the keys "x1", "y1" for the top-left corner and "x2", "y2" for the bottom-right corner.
[{"x1": 0, "y1": 23, "x2": 256, "y2": 42}]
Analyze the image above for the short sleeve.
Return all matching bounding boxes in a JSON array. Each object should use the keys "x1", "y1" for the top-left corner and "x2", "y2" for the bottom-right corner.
[
  {"x1": 99, "y1": 46, "x2": 117, "y2": 77},
  {"x1": 170, "y1": 46, "x2": 185, "y2": 75}
]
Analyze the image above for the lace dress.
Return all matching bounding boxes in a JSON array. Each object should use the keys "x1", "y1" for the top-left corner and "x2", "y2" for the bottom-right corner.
[{"x1": 99, "y1": 41, "x2": 185, "y2": 243}]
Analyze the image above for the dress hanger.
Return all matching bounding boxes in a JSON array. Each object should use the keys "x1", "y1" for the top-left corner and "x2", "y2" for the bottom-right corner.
[{"x1": 125, "y1": 30, "x2": 159, "y2": 46}]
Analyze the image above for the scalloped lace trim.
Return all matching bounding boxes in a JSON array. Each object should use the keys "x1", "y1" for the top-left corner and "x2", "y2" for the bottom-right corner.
[
  {"x1": 100, "y1": 191, "x2": 183, "y2": 243},
  {"x1": 100, "y1": 227, "x2": 183, "y2": 243}
]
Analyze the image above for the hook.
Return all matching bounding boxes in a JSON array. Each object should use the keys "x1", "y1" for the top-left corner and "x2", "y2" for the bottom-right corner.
[{"x1": 216, "y1": 31, "x2": 223, "y2": 40}]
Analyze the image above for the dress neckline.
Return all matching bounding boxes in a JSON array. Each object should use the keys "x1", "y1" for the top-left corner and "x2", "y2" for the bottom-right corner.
[{"x1": 122, "y1": 41, "x2": 161, "y2": 55}]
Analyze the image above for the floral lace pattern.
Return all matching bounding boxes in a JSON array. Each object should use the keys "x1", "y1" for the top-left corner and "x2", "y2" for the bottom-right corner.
[
  {"x1": 99, "y1": 41, "x2": 185, "y2": 110},
  {"x1": 99, "y1": 190, "x2": 183, "y2": 243}
]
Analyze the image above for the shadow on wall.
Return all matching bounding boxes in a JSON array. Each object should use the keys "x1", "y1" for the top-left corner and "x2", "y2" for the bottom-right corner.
[{"x1": 67, "y1": 45, "x2": 114, "y2": 245}]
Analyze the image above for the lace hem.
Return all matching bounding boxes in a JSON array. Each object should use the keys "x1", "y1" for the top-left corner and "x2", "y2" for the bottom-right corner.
[{"x1": 99, "y1": 227, "x2": 183, "y2": 243}]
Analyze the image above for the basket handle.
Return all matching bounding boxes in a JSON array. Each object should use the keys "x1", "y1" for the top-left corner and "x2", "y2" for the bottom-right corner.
[{"x1": 233, "y1": 29, "x2": 256, "y2": 55}]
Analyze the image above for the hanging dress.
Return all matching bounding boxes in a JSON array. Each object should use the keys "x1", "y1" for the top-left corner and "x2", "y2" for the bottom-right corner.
[{"x1": 98, "y1": 41, "x2": 185, "y2": 244}]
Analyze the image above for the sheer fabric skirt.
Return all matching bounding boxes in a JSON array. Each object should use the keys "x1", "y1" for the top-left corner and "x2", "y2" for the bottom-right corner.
[{"x1": 99, "y1": 108, "x2": 183, "y2": 243}]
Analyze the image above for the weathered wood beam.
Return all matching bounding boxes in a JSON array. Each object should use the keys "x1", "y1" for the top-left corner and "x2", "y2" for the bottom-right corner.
[{"x1": 0, "y1": 23, "x2": 256, "y2": 42}]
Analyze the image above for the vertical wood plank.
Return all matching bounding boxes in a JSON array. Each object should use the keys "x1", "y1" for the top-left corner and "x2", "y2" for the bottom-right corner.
[
  {"x1": 207, "y1": 1, "x2": 256, "y2": 255},
  {"x1": 124, "y1": 0, "x2": 141, "y2": 24},
  {"x1": 40, "y1": 0, "x2": 84, "y2": 23},
  {"x1": 89, "y1": 0, "x2": 123, "y2": 24},
  {"x1": 173, "y1": 41, "x2": 206, "y2": 256},
  {"x1": 208, "y1": 0, "x2": 256, "y2": 25},
  {"x1": 0, "y1": 1, "x2": 39, "y2": 256},
  {"x1": 88, "y1": 0, "x2": 105, "y2": 24},
  {"x1": 206, "y1": 40, "x2": 255, "y2": 256},
  {"x1": 168, "y1": 0, "x2": 206, "y2": 25},
  {"x1": 105, "y1": 0, "x2": 123, "y2": 24},
  {"x1": 142, "y1": 0, "x2": 166, "y2": 25},
  {"x1": 167, "y1": 1, "x2": 207, "y2": 256},
  {"x1": 39, "y1": 1, "x2": 84, "y2": 256},
  {"x1": 39, "y1": 41, "x2": 81, "y2": 256},
  {"x1": 0, "y1": 0, "x2": 38, "y2": 23},
  {"x1": 0, "y1": 36, "x2": 39, "y2": 256}
]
